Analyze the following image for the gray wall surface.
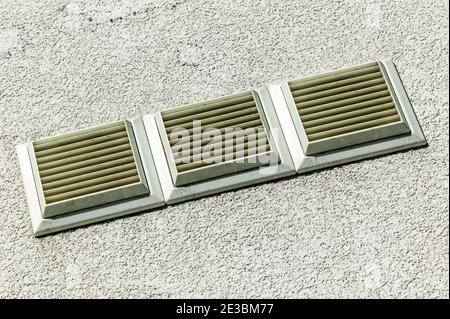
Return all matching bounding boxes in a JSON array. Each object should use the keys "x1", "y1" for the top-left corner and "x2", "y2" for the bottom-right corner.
[{"x1": 0, "y1": 0, "x2": 448, "y2": 298}]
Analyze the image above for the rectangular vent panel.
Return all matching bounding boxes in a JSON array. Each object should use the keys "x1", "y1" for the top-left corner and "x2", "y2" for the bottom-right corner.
[
  {"x1": 31, "y1": 120, "x2": 149, "y2": 218},
  {"x1": 156, "y1": 91, "x2": 279, "y2": 186},
  {"x1": 288, "y1": 61, "x2": 411, "y2": 155}
]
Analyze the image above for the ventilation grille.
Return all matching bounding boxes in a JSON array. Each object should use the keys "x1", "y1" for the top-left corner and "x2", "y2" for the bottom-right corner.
[
  {"x1": 289, "y1": 62, "x2": 403, "y2": 142},
  {"x1": 32, "y1": 120, "x2": 148, "y2": 217},
  {"x1": 158, "y1": 91, "x2": 278, "y2": 186}
]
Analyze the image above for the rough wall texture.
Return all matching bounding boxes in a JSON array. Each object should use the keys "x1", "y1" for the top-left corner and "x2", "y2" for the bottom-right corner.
[{"x1": 0, "y1": 0, "x2": 448, "y2": 298}]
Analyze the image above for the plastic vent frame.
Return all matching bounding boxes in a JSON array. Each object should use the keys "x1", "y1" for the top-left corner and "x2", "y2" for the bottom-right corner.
[
  {"x1": 143, "y1": 89, "x2": 296, "y2": 204},
  {"x1": 16, "y1": 118, "x2": 165, "y2": 236},
  {"x1": 156, "y1": 91, "x2": 279, "y2": 186},
  {"x1": 268, "y1": 59, "x2": 427, "y2": 173}
]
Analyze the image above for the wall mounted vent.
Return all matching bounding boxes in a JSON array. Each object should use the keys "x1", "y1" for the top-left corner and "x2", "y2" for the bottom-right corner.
[
  {"x1": 289, "y1": 61, "x2": 410, "y2": 155},
  {"x1": 156, "y1": 91, "x2": 279, "y2": 186},
  {"x1": 17, "y1": 118, "x2": 165, "y2": 236},
  {"x1": 144, "y1": 89, "x2": 295, "y2": 204},
  {"x1": 16, "y1": 58, "x2": 426, "y2": 236},
  {"x1": 269, "y1": 59, "x2": 426, "y2": 173},
  {"x1": 31, "y1": 120, "x2": 148, "y2": 217}
]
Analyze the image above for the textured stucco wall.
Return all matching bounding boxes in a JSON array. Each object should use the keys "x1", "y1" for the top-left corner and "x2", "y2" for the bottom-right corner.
[{"x1": 0, "y1": 0, "x2": 448, "y2": 298}]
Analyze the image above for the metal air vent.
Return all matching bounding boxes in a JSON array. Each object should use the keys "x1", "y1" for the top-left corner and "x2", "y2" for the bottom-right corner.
[
  {"x1": 144, "y1": 89, "x2": 295, "y2": 204},
  {"x1": 269, "y1": 59, "x2": 426, "y2": 173},
  {"x1": 17, "y1": 118, "x2": 165, "y2": 236}
]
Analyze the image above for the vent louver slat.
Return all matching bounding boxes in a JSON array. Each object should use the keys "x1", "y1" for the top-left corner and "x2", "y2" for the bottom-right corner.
[
  {"x1": 158, "y1": 91, "x2": 278, "y2": 186},
  {"x1": 32, "y1": 120, "x2": 149, "y2": 217},
  {"x1": 288, "y1": 61, "x2": 410, "y2": 154}
]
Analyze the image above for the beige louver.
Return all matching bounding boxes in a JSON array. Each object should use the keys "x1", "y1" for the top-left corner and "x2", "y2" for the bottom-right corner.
[
  {"x1": 155, "y1": 91, "x2": 279, "y2": 186},
  {"x1": 31, "y1": 120, "x2": 149, "y2": 218},
  {"x1": 288, "y1": 61, "x2": 410, "y2": 155}
]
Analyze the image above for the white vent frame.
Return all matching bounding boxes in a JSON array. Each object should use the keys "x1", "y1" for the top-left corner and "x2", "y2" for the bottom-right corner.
[
  {"x1": 29, "y1": 120, "x2": 149, "y2": 218},
  {"x1": 154, "y1": 90, "x2": 280, "y2": 187},
  {"x1": 287, "y1": 61, "x2": 411, "y2": 155},
  {"x1": 16, "y1": 117, "x2": 165, "y2": 236},
  {"x1": 269, "y1": 59, "x2": 427, "y2": 173},
  {"x1": 143, "y1": 88, "x2": 296, "y2": 204}
]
